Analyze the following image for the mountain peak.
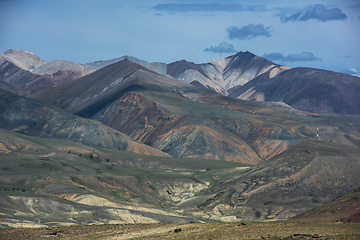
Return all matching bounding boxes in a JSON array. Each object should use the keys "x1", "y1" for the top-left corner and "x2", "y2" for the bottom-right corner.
[
  {"x1": 229, "y1": 51, "x2": 257, "y2": 61},
  {"x1": 167, "y1": 59, "x2": 209, "y2": 78},
  {"x1": 31, "y1": 59, "x2": 94, "y2": 75},
  {"x1": 2, "y1": 49, "x2": 45, "y2": 71}
]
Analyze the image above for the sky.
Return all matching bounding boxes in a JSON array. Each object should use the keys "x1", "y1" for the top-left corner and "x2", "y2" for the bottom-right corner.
[{"x1": 1, "y1": 0, "x2": 359, "y2": 76}]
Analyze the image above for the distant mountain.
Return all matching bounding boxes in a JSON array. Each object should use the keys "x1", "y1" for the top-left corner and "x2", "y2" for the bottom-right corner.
[
  {"x1": 0, "y1": 49, "x2": 94, "y2": 95},
  {"x1": 230, "y1": 67, "x2": 360, "y2": 115},
  {"x1": 84, "y1": 55, "x2": 167, "y2": 75},
  {"x1": 0, "y1": 88, "x2": 167, "y2": 157},
  {"x1": 168, "y1": 51, "x2": 289, "y2": 95},
  {"x1": 0, "y1": 59, "x2": 61, "y2": 95},
  {"x1": 1, "y1": 49, "x2": 360, "y2": 227},
  {"x1": 35, "y1": 59, "x2": 206, "y2": 113},
  {"x1": 35, "y1": 60, "x2": 265, "y2": 164},
  {"x1": 3, "y1": 49, "x2": 360, "y2": 116},
  {"x1": 83, "y1": 51, "x2": 360, "y2": 116},
  {"x1": 85, "y1": 51, "x2": 289, "y2": 96},
  {"x1": 33, "y1": 59, "x2": 360, "y2": 164},
  {"x1": 1, "y1": 49, "x2": 94, "y2": 75},
  {"x1": 0, "y1": 49, "x2": 44, "y2": 71},
  {"x1": 2, "y1": 49, "x2": 360, "y2": 162}
]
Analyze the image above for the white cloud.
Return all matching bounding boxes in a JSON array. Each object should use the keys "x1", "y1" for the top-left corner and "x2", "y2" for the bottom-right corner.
[
  {"x1": 263, "y1": 51, "x2": 322, "y2": 62},
  {"x1": 281, "y1": 4, "x2": 347, "y2": 22},
  {"x1": 227, "y1": 24, "x2": 272, "y2": 40},
  {"x1": 204, "y1": 42, "x2": 236, "y2": 53}
]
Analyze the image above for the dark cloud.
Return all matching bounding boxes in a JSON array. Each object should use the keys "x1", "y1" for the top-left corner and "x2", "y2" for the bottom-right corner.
[
  {"x1": 281, "y1": 4, "x2": 347, "y2": 22},
  {"x1": 263, "y1": 52, "x2": 322, "y2": 62},
  {"x1": 227, "y1": 24, "x2": 271, "y2": 40},
  {"x1": 204, "y1": 42, "x2": 236, "y2": 53},
  {"x1": 152, "y1": 4, "x2": 267, "y2": 12}
]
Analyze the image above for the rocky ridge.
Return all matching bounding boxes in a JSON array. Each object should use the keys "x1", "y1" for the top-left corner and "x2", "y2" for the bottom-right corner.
[{"x1": 84, "y1": 51, "x2": 289, "y2": 96}]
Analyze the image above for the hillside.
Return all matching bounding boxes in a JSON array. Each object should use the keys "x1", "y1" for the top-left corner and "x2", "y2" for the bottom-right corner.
[
  {"x1": 293, "y1": 187, "x2": 360, "y2": 222},
  {"x1": 231, "y1": 67, "x2": 360, "y2": 115},
  {"x1": 33, "y1": 58, "x2": 360, "y2": 164},
  {"x1": 181, "y1": 139, "x2": 360, "y2": 221},
  {"x1": 0, "y1": 89, "x2": 167, "y2": 156},
  {"x1": 0, "y1": 130, "x2": 359, "y2": 227},
  {"x1": 0, "y1": 128, "x2": 244, "y2": 227}
]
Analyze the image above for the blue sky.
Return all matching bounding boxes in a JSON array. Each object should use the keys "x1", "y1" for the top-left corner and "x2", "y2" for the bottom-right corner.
[{"x1": 1, "y1": 0, "x2": 359, "y2": 76}]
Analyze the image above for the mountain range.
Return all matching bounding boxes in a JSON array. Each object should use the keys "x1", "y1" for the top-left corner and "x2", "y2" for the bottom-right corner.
[{"x1": 0, "y1": 49, "x2": 360, "y2": 227}]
